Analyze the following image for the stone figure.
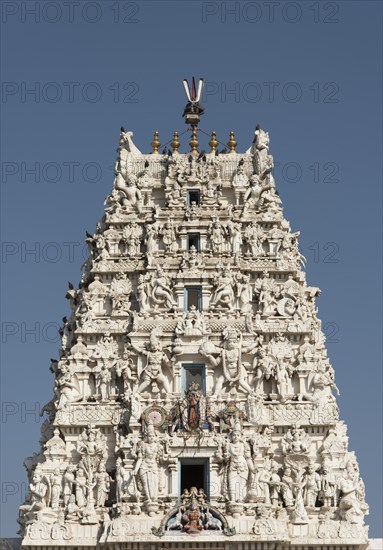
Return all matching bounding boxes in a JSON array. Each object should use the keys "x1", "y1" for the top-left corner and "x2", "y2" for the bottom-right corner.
[
  {"x1": 338, "y1": 462, "x2": 365, "y2": 523},
  {"x1": 136, "y1": 274, "x2": 151, "y2": 312},
  {"x1": 55, "y1": 364, "x2": 81, "y2": 409},
  {"x1": 208, "y1": 218, "x2": 227, "y2": 253},
  {"x1": 74, "y1": 468, "x2": 87, "y2": 508},
  {"x1": 210, "y1": 269, "x2": 235, "y2": 310},
  {"x1": 50, "y1": 468, "x2": 62, "y2": 510},
  {"x1": 244, "y1": 221, "x2": 264, "y2": 256},
  {"x1": 280, "y1": 467, "x2": 295, "y2": 507},
  {"x1": 319, "y1": 461, "x2": 337, "y2": 508},
  {"x1": 184, "y1": 382, "x2": 204, "y2": 431},
  {"x1": 117, "y1": 174, "x2": 143, "y2": 213},
  {"x1": 236, "y1": 273, "x2": 252, "y2": 313},
  {"x1": 96, "y1": 364, "x2": 111, "y2": 401},
  {"x1": 115, "y1": 457, "x2": 131, "y2": 503},
  {"x1": 243, "y1": 174, "x2": 262, "y2": 211},
  {"x1": 95, "y1": 463, "x2": 110, "y2": 508},
  {"x1": 215, "y1": 422, "x2": 253, "y2": 506},
  {"x1": 66, "y1": 494, "x2": 80, "y2": 521},
  {"x1": 303, "y1": 463, "x2": 321, "y2": 508},
  {"x1": 160, "y1": 221, "x2": 179, "y2": 253},
  {"x1": 62, "y1": 466, "x2": 75, "y2": 507},
  {"x1": 232, "y1": 160, "x2": 249, "y2": 188},
  {"x1": 145, "y1": 223, "x2": 159, "y2": 265},
  {"x1": 282, "y1": 425, "x2": 310, "y2": 455},
  {"x1": 175, "y1": 306, "x2": 207, "y2": 336},
  {"x1": 267, "y1": 224, "x2": 285, "y2": 256},
  {"x1": 227, "y1": 221, "x2": 243, "y2": 261},
  {"x1": 199, "y1": 329, "x2": 254, "y2": 396},
  {"x1": 122, "y1": 222, "x2": 142, "y2": 256},
  {"x1": 133, "y1": 424, "x2": 168, "y2": 511},
  {"x1": 28, "y1": 472, "x2": 50, "y2": 514},
  {"x1": 150, "y1": 267, "x2": 177, "y2": 309},
  {"x1": 129, "y1": 330, "x2": 172, "y2": 394}
]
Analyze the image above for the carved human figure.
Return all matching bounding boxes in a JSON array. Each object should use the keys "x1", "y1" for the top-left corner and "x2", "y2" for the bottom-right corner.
[
  {"x1": 115, "y1": 457, "x2": 130, "y2": 503},
  {"x1": 319, "y1": 461, "x2": 336, "y2": 508},
  {"x1": 244, "y1": 221, "x2": 264, "y2": 256},
  {"x1": 136, "y1": 274, "x2": 150, "y2": 312},
  {"x1": 114, "y1": 352, "x2": 136, "y2": 396},
  {"x1": 74, "y1": 468, "x2": 87, "y2": 508},
  {"x1": 122, "y1": 222, "x2": 142, "y2": 256},
  {"x1": 133, "y1": 424, "x2": 167, "y2": 504},
  {"x1": 208, "y1": 218, "x2": 227, "y2": 253},
  {"x1": 236, "y1": 273, "x2": 252, "y2": 313},
  {"x1": 151, "y1": 267, "x2": 176, "y2": 309},
  {"x1": 280, "y1": 467, "x2": 295, "y2": 507},
  {"x1": 130, "y1": 330, "x2": 172, "y2": 394},
  {"x1": 210, "y1": 269, "x2": 235, "y2": 309},
  {"x1": 258, "y1": 282, "x2": 276, "y2": 316},
  {"x1": 28, "y1": 472, "x2": 50, "y2": 514},
  {"x1": 66, "y1": 494, "x2": 80, "y2": 521},
  {"x1": 243, "y1": 174, "x2": 262, "y2": 210},
  {"x1": 62, "y1": 466, "x2": 75, "y2": 507},
  {"x1": 303, "y1": 464, "x2": 321, "y2": 508},
  {"x1": 161, "y1": 221, "x2": 179, "y2": 253},
  {"x1": 121, "y1": 175, "x2": 142, "y2": 212},
  {"x1": 95, "y1": 463, "x2": 110, "y2": 508},
  {"x1": 338, "y1": 462, "x2": 364, "y2": 523},
  {"x1": 268, "y1": 462, "x2": 282, "y2": 508},
  {"x1": 216, "y1": 422, "x2": 253, "y2": 503},
  {"x1": 227, "y1": 221, "x2": 242, "y2": 261},
  {"x1": 267, "y1": 224, "x2": 285, "y2": 256},
  {"x1": 200, "y1": 329, "x2": 254, "y2": 396},
  {"x1": 282, "y1": 425, "x2": 310, "y2": 455},
  {"x1": 56, "y1": 364, "x2": 81, "y2": 409},
  {"x1": 50, "y1": 469, "x2": 62, "y2": 509},
  {"x1": 96, "y1": 364, "x2": 111, "y2": 402}
]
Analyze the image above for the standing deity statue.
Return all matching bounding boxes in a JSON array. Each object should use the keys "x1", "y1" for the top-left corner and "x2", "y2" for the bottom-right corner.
[
  {"x1": 244, "y1": 221, "x2": 264, "y2": 256},
  {"x1": 62, "y1": 465, "x2": 75, "y2": 507},
  {"x1": 133, "y1": 424, "x2": 168, "y2": 508},
  {"x1": 319, "y1": 461, "x2": 337, "y2": 508},
  {"x1": 208, "y1": 218, "x2": 227, "y2": 253},
  {"x1": 303, "y1": 463, "x2": 321, "y2": 508},
  {"x1": 74, "y1": 468, "x2": 87, "y2": 508},
  {"x1": 50, "y1": 468, "x2": 62, "y2": 509},
  {"x1": 227, "y1": 221, "x2": 243, "y2": 262},
  {"x1": 94, "y1": 463, "x2": 110, "y2": 508},
  {"x1": 160, "y1": 221, "x2": 179, "y2": 253},
  {"x1": 215, "y1": 422, "x2": 253, "y2": 505}
]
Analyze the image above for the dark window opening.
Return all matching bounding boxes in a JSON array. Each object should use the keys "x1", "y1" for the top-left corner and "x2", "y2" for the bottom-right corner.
[
  {"x1": 188, "y1": 233, "x2": 200, "y2": 251},
  {"x1": 187, "y1": 190, "x2": 200, "y2": 206},
  {"x1": 182, "y1": 364, "x2": 205, "y2": 394},
  {"x1": 180, "y1": 459, "x2": 209, "y2": 497},
  {"x1": 185, "y1": 286, "x2": 202, "y2": 311}
]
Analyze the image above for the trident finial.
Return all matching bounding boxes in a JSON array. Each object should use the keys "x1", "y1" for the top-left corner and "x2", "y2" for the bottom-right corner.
[{"x1": 182, "y1": 77, "x2": 205, "y2": 127}]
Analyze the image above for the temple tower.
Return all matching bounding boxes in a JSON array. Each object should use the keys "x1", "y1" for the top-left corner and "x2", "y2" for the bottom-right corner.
[{"x1": 18, "y1": 87, "x2": 369, "y2": 549}]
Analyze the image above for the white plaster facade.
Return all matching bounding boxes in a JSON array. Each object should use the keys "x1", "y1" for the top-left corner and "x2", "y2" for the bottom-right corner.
[{"x1": 17, "y1": 125, "x2": 369, "y2": 549}]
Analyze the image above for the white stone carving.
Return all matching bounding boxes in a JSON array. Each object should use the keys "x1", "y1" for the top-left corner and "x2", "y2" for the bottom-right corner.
[{"x1": 19, "y1": 123, "x2": 369, "y2": 547}]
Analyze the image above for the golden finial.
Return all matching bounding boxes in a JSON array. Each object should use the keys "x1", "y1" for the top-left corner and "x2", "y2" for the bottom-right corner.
[
  {"x1": 151, "y1": 131, "x2": 160, "y2": 154},
  {"x1": 227, "y1": 131, "x2": 237, "y2": 153},
  {"x1": 171, "y1": 131, "x2": 180, "y2": 154},
  {"x1": 209, "y1": 131, "x2": 218, "y2": 153},
  {"x1": 189, "y1": 127, "x2": 199, "y2": 155}
]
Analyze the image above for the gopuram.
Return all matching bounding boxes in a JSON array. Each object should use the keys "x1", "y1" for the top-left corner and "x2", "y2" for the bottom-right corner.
[{"x1": 18, "y1": 79, "x2": 369, "y2": 549}]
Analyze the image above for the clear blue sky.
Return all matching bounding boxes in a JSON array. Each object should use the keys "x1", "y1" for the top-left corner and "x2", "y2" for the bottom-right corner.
[{"x1": 1, "y1": 0, "x2": 382, "y2": 538}]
